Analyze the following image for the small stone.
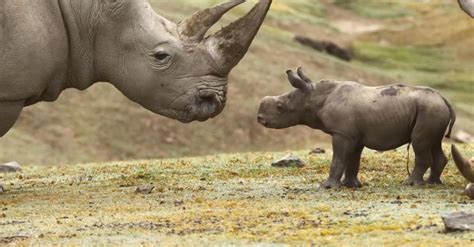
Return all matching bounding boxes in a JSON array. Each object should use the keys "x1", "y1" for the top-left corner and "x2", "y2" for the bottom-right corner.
[
  {"x1": 465, "y1": 183, "x2": 474, "y2": 200},
  {"x1": 442, "y1": 212, "x2": 474, "y2": 232},
  {"x1": 271, "y1": 154, "x2": 305, "y2": 168},
  {"x1": 0, "y1": 185, "x2": 4, "y2": 193},
  {"x1": 0, "y1": 161, "x2": 21, "y2": 173},
  {"x1": 310, "y1": 148, "x2": 326, "y2": 154},
  {"x1": 135, "y1": 185, "x2": 155, "y2": 194}
]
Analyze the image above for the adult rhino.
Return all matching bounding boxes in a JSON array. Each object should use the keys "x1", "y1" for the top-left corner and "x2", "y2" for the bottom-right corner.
[{"x1": 0, "y1": 0, "x2": 272, "y2": 189}]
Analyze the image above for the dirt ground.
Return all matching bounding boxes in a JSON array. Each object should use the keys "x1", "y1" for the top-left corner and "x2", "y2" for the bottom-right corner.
[{"x1": 1, "y1": 145, "x2": 473, "y2": 245}]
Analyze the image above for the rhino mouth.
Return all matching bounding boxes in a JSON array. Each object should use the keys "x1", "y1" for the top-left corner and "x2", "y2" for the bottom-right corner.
[{"x1": 168, "y1": 85, "x2": 227, "y2": 123}]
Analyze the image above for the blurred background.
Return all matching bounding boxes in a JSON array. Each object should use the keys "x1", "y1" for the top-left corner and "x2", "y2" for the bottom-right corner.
[{"x1": 1, "y1": 0, "x2": 472, "y2": 165}]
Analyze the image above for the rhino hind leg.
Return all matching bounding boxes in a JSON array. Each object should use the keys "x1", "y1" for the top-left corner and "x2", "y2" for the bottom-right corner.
[
  {"x1": 403, "y1": 150, "x2": 431, "y2": 186},
  {"x1": 403, "y1": 139, "x2": 433, "y2": 186},
  {"x1": 342, "y1": 146, "x2": 364, "y2": 188},
  {"x1": 427, "y1": 143, "x2": 448, "y2": 184}
]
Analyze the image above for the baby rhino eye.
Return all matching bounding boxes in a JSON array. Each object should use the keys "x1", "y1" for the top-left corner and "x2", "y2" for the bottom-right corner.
[{"x1": 276, "y1": 101, "x2": 284, "y2": 111}]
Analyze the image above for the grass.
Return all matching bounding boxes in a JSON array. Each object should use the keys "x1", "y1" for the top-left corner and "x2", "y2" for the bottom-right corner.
[
  {"x1": 1, "y1": 145, "x2": 473, "y2": 245},
  {"x1": 332, "y1": 0, "x2": 416, "y2": 19}
]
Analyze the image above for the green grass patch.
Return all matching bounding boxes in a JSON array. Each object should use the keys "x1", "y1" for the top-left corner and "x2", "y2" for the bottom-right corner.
[
  {"x1": 353, "y1": 42, "x2": 445, "y2": 72},
  {"x1": 332, "y1": 0, "x2": 416, "y2": 19}
]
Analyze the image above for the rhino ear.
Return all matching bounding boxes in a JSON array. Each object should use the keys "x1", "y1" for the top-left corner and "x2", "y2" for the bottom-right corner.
[
  {"x1": 297, "y1": 67, "x2": 313, "y2": 83},
  {"x1": 287, "y1": 69, "x2": 309, "y2": 91}
]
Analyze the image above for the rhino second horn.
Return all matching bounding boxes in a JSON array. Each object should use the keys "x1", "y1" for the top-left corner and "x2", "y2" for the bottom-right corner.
[
  {"x1": 206, "y1": 0, "x2": 272, "y2": 75},
  {"x1": 452, "y1": 145, "x2": 474, "y2": 182},
  {"x1": 178, "y1": 0, "x2": 245, "y2": 42}
]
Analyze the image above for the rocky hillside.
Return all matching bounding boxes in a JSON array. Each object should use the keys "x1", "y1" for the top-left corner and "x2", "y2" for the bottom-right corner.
[{"x1": 1, "y1": 0, "x2": 472, "y2": 165}]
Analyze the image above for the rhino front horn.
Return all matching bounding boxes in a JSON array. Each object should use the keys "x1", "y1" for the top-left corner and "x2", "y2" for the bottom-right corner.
[
  {"x1": 205, "y1": 0, "x2": 272, "y2": 74},
  {"x1": 452, "y1": 145, "x2": 474, "y2": 182},
  {"x1": 178, "y1": 0, "x2": 245, "y2": 42}
]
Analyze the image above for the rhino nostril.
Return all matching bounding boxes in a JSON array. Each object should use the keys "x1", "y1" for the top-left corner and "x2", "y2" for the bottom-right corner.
[{"x1": 257, "y1": 115, "x2": 266, "y2": 124}]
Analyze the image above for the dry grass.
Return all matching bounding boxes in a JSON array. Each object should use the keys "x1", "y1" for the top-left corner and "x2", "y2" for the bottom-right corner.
[{"x1": 1, "y1": 144, "x2": 473, "y2": 245}]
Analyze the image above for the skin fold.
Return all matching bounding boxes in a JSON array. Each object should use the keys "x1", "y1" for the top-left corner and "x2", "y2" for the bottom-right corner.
[{"x1": 258, "y1": 68, "x2": 456, "y2": 189}]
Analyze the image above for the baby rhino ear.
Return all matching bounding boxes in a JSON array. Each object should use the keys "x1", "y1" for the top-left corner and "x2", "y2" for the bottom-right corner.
[{"x1": 286, "y1": 68, "x2": 310, "y2": 91}]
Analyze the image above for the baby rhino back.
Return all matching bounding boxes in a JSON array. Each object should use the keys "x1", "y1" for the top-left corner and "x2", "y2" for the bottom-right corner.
[{"x1": 324, "y1": 83, "x2": 452, "y2": 151}]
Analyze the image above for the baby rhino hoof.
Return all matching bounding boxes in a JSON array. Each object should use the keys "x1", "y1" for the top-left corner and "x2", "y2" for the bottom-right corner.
[
  {"x1": 402, "y1": 178, "x2": 426, "y2": 186},
  {"x1": 427, "y1": 177, "x2": 443, "y2": 185},
  {"x1": 320, "y1": 180, "x2": 342, "y2": 189},
  {"x1": 342, "y1": 179, "x2": 363, "y2": 188}
]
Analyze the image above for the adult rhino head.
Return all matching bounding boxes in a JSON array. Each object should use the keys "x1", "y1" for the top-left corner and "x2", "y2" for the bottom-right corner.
[{"x1": 93, "y1": 0, "x2": 272, "y2": 122}]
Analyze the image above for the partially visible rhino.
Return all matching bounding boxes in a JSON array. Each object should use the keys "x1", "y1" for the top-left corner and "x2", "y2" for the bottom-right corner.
[
  {"x1": 459, "y1": 0, "x2": 474, "y2": 17},
  {"x1": 451, "y1": 145, "x2": 474, "y2": 183},
  {"x1": 257, "y1": 68, "x2": 456, "y2": 189},
  {"x1": 0, "y1": 0, "x2": 272, "y2": 136},
  {"x1": 452, "y1": 145, "x2": 474, "y2": 199}
]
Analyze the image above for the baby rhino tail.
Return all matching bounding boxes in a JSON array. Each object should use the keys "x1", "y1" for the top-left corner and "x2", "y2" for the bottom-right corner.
[{"x1": 440, "y1": 95, "x2": 456, "y2": 138}]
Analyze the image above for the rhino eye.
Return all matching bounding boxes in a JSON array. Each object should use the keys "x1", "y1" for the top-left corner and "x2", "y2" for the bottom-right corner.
[
  {"x1": 276, "y1": 102, "x2": 284, "y2": 111},
  {"x1": 153, "y1": 51, "x2": 171, "y2": 63}
]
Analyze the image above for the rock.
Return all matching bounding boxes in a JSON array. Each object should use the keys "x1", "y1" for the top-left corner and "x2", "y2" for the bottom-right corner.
[
  {"x1": 294, "y1": 35, "x2": 352, "y2": 61},
  {"x1": 272, "y1": 154, "x2": 305, "y2": 168},
  {"x1": 442, "y1": 212, "x2": 474, "y2": 232},
  {"x1": 0, "y1": 162, "x2": 21, "y2": 173},
  {"x1": 459, "y1": 0, "x2": 474, "y2": 18},
  {"x1": 0, "y1": 185, "x2": 4, "y2": 193},
  {"x1": 310, "y1": 148, "x2": 326, "y2": 154},
  {"x1": 465, "y1": 183, "x2": 474, "y2": 199},
  {"x1": 135, "y1": 185, "x2": 155, "y2": 194},
  {"x1": 453, "y1": 130, "x2": 474, "y2": 144}
]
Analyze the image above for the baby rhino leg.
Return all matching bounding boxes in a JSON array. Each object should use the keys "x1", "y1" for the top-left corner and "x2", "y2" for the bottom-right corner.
[
  {"x1": 342, "y1": 146, "x2": 364, "y2": 188},
  {"x1": 321, "y1": 135, "x2": 361, "y2": 189},
  {"x1": 427, "y1": 143, "x2": 448, "y2": 184},
  {"x1": 404, "y1": 139, "x2": 432, "y2": 186}
]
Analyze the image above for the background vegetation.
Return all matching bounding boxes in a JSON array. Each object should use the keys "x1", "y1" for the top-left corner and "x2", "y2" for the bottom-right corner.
[{"x1": 0, "y1": 0, "x2": 472, "y2": 165}]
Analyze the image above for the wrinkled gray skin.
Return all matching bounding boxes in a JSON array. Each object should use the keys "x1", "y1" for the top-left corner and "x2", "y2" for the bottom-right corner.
[
  {"x1": 258, "y1": 68, "x2": 456, "y2": 188},
  {"x1": 459, "y1": 0, "x2": 474, "y2": 18},
  {"x1": 0, "y1": 0, "x2": 272, "y2": 135}
]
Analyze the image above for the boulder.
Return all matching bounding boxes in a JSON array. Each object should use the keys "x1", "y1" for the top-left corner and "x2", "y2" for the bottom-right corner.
[
  {"x1": 135, "y1": 185, "x2": 155, "y2": 194},
  {"x1": 442, "y1": 212, "x2": 474, "y2": 232},
  {"x1": 310, "y1": 148, "x2": 326, "y2": 154},
  {"x1": 294, "y1": 35, "x2": 352, "y2": 61},
  {"x1": 0, "y1": 162, "x2": 21, "y2": 173},
  {"x1": 272, "y1": 154, "x2": 305, "y2": 168}
]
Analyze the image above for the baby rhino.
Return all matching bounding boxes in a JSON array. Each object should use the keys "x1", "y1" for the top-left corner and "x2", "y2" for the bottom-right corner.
[{"x1": 258, "y1": 68, "x2": 456, "y2": 189}]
